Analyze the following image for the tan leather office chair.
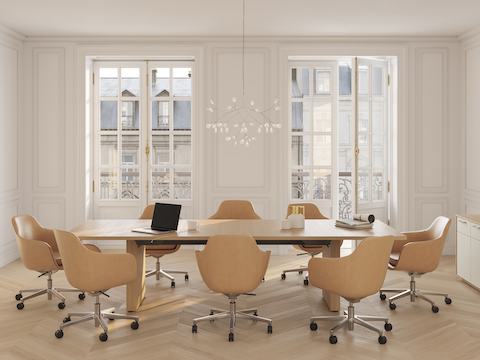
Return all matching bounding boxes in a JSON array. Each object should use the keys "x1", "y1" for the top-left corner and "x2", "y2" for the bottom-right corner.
[
  {"x1": 280, "y1": 203, "x2": 333, "y2": 285},
  {"x1": 309, "y1": 236, "x2": 394, "y2": 344},
  {"x1": 379, "y1": 216, "x2": 452, "y2": 313},
  {"x1": 192, "y1": 234, "x2": 272, "y2": 342},
  {"x1": 209, "y1": 200, "x2": 261, "y2": 219},
  {"x1": 141, "y1": 205, "x2": 188, "y2": 288},
  {"x1": 53, "y1": 229, "x2": 139, "y2": 342},
  {"x1": 11, "y1": 215, "x2": 99, "y2": 310}
]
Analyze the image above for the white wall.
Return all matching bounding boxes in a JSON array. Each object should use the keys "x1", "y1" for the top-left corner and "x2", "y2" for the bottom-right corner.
[
  {"x1": 461, "y1": 30, "x2": 480, "y2": 215},
  {"x1": 17, "y1": 36, "x2": 461, "y2": 256},
  {"x1": 0, "y1": 27, "x2": 23, "y2": 267}
]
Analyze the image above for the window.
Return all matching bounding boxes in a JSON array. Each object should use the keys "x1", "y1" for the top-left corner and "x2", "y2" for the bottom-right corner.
[{"x1": 93, "y1": 61, "x2": 194, "y2": 217}]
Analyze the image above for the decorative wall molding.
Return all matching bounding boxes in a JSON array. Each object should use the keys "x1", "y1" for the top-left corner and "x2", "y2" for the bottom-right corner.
[
  {"x1": 32, "y1": 47, "x2": 66, "y2": 193},
  {"x1": 414, "y1": 47, "x2": 449, "y2": 194},
  {"x1": 32, "y1": 196, "x2": 66, "y2": 229}
]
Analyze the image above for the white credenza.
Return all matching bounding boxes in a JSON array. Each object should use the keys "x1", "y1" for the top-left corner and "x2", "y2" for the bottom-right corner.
[{"x1": 456, "y1": 215, "x2": 480, "y2": 290}]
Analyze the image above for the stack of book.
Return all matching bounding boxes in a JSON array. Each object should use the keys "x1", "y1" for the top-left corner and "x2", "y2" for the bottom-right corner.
[{"x1": 335, "y1": 218, "x2": 373, "y2": 229}]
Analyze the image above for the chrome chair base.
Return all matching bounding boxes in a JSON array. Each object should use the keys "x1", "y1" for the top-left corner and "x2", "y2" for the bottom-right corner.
[
  {"x1": 310, "y1": 303, "x2": 392, "y2": 344},
  {"x1": 145, "y1": 257, "x2": 189, "y2": 288},
  {"x1": 380, "y1": 273, "x2": 452, "y2": 313},
  {"x1": 192, "y1": 296, "x2": 273, "y2": 342},
  {"x1": 55, "y1": 293, "x2": 139, "y2": 342},
  {"x1": 15, "y1": 271, "x2": 85, "y2": 310}
]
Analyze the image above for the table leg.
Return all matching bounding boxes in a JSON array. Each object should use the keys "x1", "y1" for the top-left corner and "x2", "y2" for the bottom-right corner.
[
  {"x1": 126, "y1": 241, "x2": 146, "y2": 312},
  {"x1": 322, "y1": 241, "x2": 342, "y2": 312}
]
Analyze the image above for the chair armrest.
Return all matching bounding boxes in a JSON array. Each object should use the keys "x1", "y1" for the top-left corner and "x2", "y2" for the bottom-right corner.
[
  {"x1": 392, "y1": 229, "x2": 431, "y2": 253},
  {"x1": 308, "y1": 256, "x2": 350, "y2": 293},
  {"x1": 395, "y1": 239, "x2": 441, "y2": 273},
  {"x1": 19, "y1": 239, "x2": 60, "y2": 272}
]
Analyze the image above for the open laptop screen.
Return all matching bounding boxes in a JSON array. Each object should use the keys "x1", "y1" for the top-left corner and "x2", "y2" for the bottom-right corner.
[{"x1": 151, "y1": 203, "x2": 182, "y2": 231}]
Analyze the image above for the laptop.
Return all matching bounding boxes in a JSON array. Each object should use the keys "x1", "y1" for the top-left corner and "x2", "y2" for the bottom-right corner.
[{"x1": 132, "y1": 203, "x2": 182, "y2": 235}]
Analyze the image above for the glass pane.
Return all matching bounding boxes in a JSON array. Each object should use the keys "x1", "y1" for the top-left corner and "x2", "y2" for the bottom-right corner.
[
  {"x1": 338, "y1": 148, "x2": 352, "y2": 172},
  {"x1": 121, "y1": 134, "x2": 139, "y2": 200},
  {"x1": 359, "y1": 146, "x2": 369, "y2": 168},
  {"x1": 291, "y1": 102, "x2": 303, "y2": 132},
  {"x1": 100, "y1": 101, "x2": 117, "y2": 130},
  {"x1": 313, "y1": 102, "x2": 331, "y2": 132},
  {"x1": 174, "y1": 170, "x2": 191, "y2": 199},
  {"x1": 338, "y1": 99, "x2": 352, "y2": 146},
  {"x1": 173, "y1": 67, "x2": 192, "y2": 97},
  {"x1": 291, "y1": 170, "x2": 309, "y2": 199},
  {"x1": 358, "y1": 133, "x2": 368, "y2": 146},
  {"x1": 372, "y1": 172, "x2": 384, "y2": 200},
  {"x1": 314, "y1": 70, "x2": 330, "y2": 94},
  {"x1": 152, "y1": 68, "x2": 170, "y2": 97},
  {"x1": 372, "y1": 66, "x2": 384, "y2": 96},
  {"x1": 339, "y1": 63, "x2": 352, "y2": 96},
  {"x1": 121, "y1": 68, "x2": 140, "y2": 97},
  {"x1": 174, "y1": 135, "x2": 191, "y2": 165},
  {"x1": 358, "y1": 100, "x2": 369, "y2": 132},
  {"x1": 100, "y1": 135, "x2": 117, "y2": 167},
  {"x1": 313, "y1": 135, "x2": 331, "y2": 166},
  {"x1": 121, "y1": 135, "x2": 139, "y2": 166},
  {"x1": 173, "y1": 101, "x2": 191, "y2": 130},
  {"x1": 373, "y1": 148, "x2": 384, "y2": 169},
  {"x1": 313, "y1": 169, "x2": 331, "y2": 199},
  {"x1": 100, "y1": 68, "x2": 118, "y2": 97},
  {"x1": 152, "y1": 167, "x2": 170, "y2": 199},
  {"x1": 100, "y1": 170, "x2": 118, "y2": 199},
  {"x1": 121, "y1": 101, "x2": 139, "y2": 130},
  {"x1": 121, "y1": 168, "x2": 140, "y2": 199},
  {"x1": 291, "y1": 68, "x2": 309, "y2": 98},
  {"x1": 372, "y1": 101, "x2": 384, "y2": 145},
  {"x1": 291, "y1": 135, "x2": 311, "y2": 167},
  {"x1": 152, "y1": 101, "x2": 169, "y2": 130},
  {"x1": 358, "y1": 65, "x2": 369, "y2": 95},
  {"x1": 358, "y1": 173, "x2": 369, "y2": 201},
  {"x1": 152, "y1": 135, "x2": 169, "y2": 164}
]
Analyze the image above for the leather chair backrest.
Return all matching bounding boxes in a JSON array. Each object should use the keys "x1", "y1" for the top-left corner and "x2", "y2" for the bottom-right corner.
[
  {"x1": 196, "y1": 234, "x2": 270, "y2": 295},
  {"x1": 286, "y1": 203, "x2": 328, "y2": 219},
  {"x1": 209, "y1": 200, "x2": 261, "y2": 219}
]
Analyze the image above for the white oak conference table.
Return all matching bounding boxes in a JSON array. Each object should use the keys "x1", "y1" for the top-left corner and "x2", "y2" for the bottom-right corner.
[{"x1": 72, "y1": 219, "x2": 405, "y2": 312}]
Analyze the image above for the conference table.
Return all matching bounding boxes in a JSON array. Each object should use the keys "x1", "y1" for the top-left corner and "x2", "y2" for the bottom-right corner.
[{"x1": 72, "y1": 219, "x2": 405, "y2": 312}]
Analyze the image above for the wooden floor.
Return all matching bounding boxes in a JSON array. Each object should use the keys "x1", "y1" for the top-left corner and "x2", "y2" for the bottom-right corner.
[{"x1": 0, "y1": 250, "x2": 479, "y2": 360}]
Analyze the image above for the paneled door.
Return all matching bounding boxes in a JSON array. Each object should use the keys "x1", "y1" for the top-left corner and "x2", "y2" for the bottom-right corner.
[
  {"x1": 355, "y1": 58, "x2": 390, "y2": 223},
  {"x1": 92, "y1": 60, "x2": 194, "y2": 219}
]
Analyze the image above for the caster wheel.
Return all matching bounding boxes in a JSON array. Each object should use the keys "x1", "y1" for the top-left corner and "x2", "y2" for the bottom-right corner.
[
  {"x1": 378, "y1": 335, "x2": 387, "y2": 344},
  {"x1": 431, "y1": 305, "x2": 439, "y2": 313},
  {"x1": 58, "y1": 302, "x2": 66, "y2": 310},
  {"x1": 15, "y1": 293, "x2": 22, "y2": 301},
  {"x1": 17, "y1": 303, "x2": 24, "y2": 310},
  {"x1": 298, "y1": 270, "x2": 303, "y2": 275},
  {"x1": 303, "y1": 279, "x2": 309, "y2": 286},
  {"x1": 99, "y1": 332, "x2": 108, "y2": 342},
  {"x1": 192, "y1": 324, "x2": 198, "y2": 333},
  {"x1": 185, "y1": 274, "x2": 189, "y2": 281},
  {"x1": 228, "y1": 332, "x2": 234, "y2": 342},
  {"x1": 78, "y1": 293, "x2": 86, "y2": 300},
  {"x1": 209, "y1": 311, "x2": 215, "y2": 322},
  {"x1": 445, "y1": 297, "x2": 452, "y2": 305},
  {"x1": 55, "y1": 329, "x2": 64, "y2": 339},
  {"x1": 380, "y1": 293, "x2": 386, "y2": 301},
  {"x1": 63, "y1": 316, "x2": 71, "y2": 323},
  {"x1": 389, "y1": 302, "x2": 396, "y2": 310},
  {"x1": 310, "y1": 322, "x2": 318, "y2": 331},
  {"x1": 281, "y1": 273, "x2": 286, "y2": 280},
  {"x1": 171, "y1": 281, "x2": 175, "y2": 288},
  {"x1": 253, "y1": 311, "x2": 258, "y2": 316},
  {"x1": 267, "y1": 324, "x2": 273, "y2": 334},
  {"x1": 130, "y1": 321, "x2": 139, "y2": 330},
  {"x1": 384, "y1": 322, "x2": 393, "y2": 332},
  {"x1": 329, "y1": 335, "x2": 338, "y2": 344}
]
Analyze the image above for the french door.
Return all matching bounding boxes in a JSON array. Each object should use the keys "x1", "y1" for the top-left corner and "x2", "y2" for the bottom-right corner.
[
  {"x1": 289, "y1": 57, "x2": 391, "y2": 224},
  {"x1": 92, "y1": 60, "x2": 194, "y2": 219}
]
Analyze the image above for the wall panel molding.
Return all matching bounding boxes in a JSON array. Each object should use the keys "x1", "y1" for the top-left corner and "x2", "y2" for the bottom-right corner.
[
  {"x1": 32, "y1": 47, "x2": 66, "y2": 193},
  {"x1": 414, "y1": 48, "x2": 449, "y2": 194},
  {"x1": 32, "y1": 197, "x2": 66, "y2": 229}
]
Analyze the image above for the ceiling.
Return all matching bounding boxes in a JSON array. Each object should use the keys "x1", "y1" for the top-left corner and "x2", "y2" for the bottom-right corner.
[{"x1": 0, "y1": 0, "x2": 479, "y2": 38}]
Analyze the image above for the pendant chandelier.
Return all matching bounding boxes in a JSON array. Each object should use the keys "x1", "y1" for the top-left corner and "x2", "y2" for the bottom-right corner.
[{"x1": 206, "y1": 0, "x2": 281, "y2": 147}]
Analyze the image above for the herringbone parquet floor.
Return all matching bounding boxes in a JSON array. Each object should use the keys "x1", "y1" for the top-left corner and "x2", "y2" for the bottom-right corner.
[{"x1": 0, "y1": 251, "x2": 479, "y2": 360}]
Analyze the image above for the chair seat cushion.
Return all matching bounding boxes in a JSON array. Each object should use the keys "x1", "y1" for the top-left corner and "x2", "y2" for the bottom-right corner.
[
  {"x1": 294, "y1": 244, "x2": 324, "y2": 254},
  {"x1": 146, "y1": 245, "x2": 179, "y2": 257}
]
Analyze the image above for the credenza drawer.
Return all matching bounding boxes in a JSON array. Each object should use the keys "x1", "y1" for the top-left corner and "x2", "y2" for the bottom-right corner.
[
  {"x1": 457, "y1": 218, "x2": 469, "y2": 235},
  {"x1": 470, "y1": 223, "x2": 480, "y2": 240}
]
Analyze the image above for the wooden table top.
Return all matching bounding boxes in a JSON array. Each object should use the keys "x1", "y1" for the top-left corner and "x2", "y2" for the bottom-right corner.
[{"x1": 72, "y1": 219, "x2": 405, "y2": 245}]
